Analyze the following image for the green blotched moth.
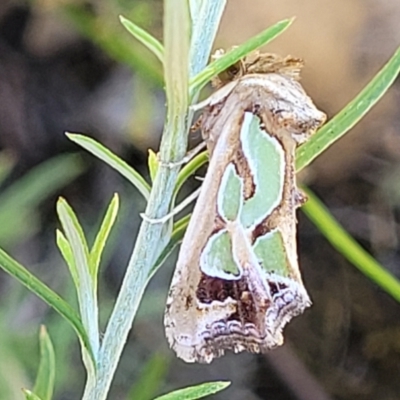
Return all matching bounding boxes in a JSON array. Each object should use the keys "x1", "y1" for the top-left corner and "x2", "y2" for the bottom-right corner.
[{"x1": 165, "y1": 54, "x2": 326, "y2": 363}]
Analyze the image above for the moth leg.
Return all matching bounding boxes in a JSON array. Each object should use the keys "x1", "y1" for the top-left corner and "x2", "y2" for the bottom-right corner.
[
  {"x1": 140, "y1": 187, "x2": 202, "y2": 224},
  {"x1": 294, "y1": 187, "x2": 308, "y2": 208},
  {"x1": 189, "y1": 116, "x2": 203, "y2": 134},
  {"x1": 191, "y1": 80, "x2": 238, "y2": 111},
  {"x1": 158, "y1": 140, "x2": 207, "y2": 169}
]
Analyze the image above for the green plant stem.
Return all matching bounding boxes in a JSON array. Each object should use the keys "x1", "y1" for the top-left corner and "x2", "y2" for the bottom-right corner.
[{"x1": 81, "y1": 2, "x2": 226, "y2": 399}]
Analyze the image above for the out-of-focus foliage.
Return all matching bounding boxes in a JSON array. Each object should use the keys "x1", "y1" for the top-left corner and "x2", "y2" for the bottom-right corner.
[{"x1": 0, "y1": 154, "x2": 84, "y2": 248}]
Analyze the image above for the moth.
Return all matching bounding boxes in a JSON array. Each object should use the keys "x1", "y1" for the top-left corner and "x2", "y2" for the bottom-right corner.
[{"x1": 165, "y1": 53, "x2": 327, "y2": 363}]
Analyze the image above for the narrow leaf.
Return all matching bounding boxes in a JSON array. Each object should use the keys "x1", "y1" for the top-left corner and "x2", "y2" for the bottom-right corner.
[
  {"x1": 120, "y1": 15, "x2": 164, "y2": 64},
  {"x1": 150, "y1": 214, "x2": 190, "y2": 278},
  {"x1": 190, "y1": 18, "x2": 293, "y2": 95},
  {"x1": 189, "y1": 1, "x2": 227, "y2": 77},
  {"x1": 90, "y1": 193, "x2": 119, "y2": 286},
  {"x1": 57, "y1": 198, "x2": 90, "y2": 277},
  {"x1": 33, "y1": 326, "x2": 55, "y2": 400},
  {"x1": 57, "y1": 198, "x2": 99, "y2": 356},
  {"x1": 67, "y1": 133, "x2": 151, "y2": 200},
  {"x1": 0, "y1": 248, "x2": 93, "y2": 361},
  {"x1": 164, "y1": 0, "x2": 190, "y2": 113},
  {"x1": 174, "y1": 151, "x2": 208, "y2": 196},
  {"x1": 296, "y1": 46, "x2": 400, "y2": 171},
  {"x1": 148, "y1": 149, "x2": 159, "y2": 182},
  {"x1": 302, "y1": 187, "x2": 400, "y2": 303},
  {"x1": 188, "y1": 0, "x2": 202, "y2": 21},
  {"x1": 56, "y1": 230, "x2": 79, "y2": 288},
  {"x1": 154, "y1": 381, "x2": 231, "y2": 400}
]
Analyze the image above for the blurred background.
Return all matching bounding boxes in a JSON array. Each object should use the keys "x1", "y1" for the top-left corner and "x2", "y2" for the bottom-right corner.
[{"x1": 0, "y1": 0, "x2": 400, "y2": 399}]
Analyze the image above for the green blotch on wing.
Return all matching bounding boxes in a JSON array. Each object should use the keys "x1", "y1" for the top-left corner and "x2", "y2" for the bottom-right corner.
[
  {"x1": 217, "y1": 163, "x2": 243, "y2": 222},
  {"x1": 253, "y1": 229, "x2": 289, "y2": 277},
  {"x1": 200, "y1": 230, "x2": 241, "y2": 278},
  {"x1": 240, "y1": 113, "x2": 285, "y2": 228}
]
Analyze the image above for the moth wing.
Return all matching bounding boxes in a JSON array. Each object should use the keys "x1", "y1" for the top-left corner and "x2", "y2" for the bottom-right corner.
[{"x1": 164, "y1": 109, "x2": 243, "y2": 362}]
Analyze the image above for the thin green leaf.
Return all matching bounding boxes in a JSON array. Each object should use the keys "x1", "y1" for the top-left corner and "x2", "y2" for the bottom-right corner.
[
  {"x1": 172, "y1": 213, "x2": 191, "y2": 233},
  {"x1": 57, "y1": 198, "x2": 90, "y2": 275},
  {"x1": 0, "y1": 248, "x2": 93, "y2": 361},
  {"x1": 127, "y1": 353, "x2": 169, "y2": 400},
  {"x1": 189, "y1": 1, "x2": 227, "y2": 78},
  {"x1": 296, "y1": 46, "x2": 400, "y2": 171},
  {"x1": 119, "y1": 15, "x2": 164, "y2": 64},
  {"x1": 174, "y1": 151, "x2": 208, "y2": 197},
  {"x1": 302, "y1": 187, "x2": 400, "y2": 303},
  {"x1": 57, "y1": 198, "x2": 99, "y2": 357},
  {"x1": 22, "y1": 390, "x2": 43, "y2": 400},
  {"x1": 164, "y1": 0, "x2": 190, "y2": 115},
  {"x1": 150, "y1": 214, "x2": 190, "y2": 277},
  {"x1": 90, "y1": 194, "x2": 119, "y2": 287},
  {"x1": 148, "y1": 149, "x2": 159, "y2": 182},
  {"x1": 56, "y1": 230, "x2": 79, "y2": 288},
  {"x1": 67, "y1": 133, "x2": 151, "y2": 200},
  {"x1": 33, "y1": 326, "x2": 55, "y2": 400},
  {"x1": 188, "y1": 0, "x2": 202, "y2": 21},
  {"x1": 190, "y1": 18, "x2": 293, "y2": 95},
  {"x1": 154, "y1": 381, "x2": 231, "y2": 400}
]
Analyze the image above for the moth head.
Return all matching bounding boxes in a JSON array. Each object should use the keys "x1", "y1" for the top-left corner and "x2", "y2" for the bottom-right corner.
[
  {"x1": 211, "y1": 48, "x2": 245, "y2": 88},
  {"x1": 245, "y1": 52, "x2": 304, "y2": 80},
  {"x1": 239, "y1": 73, "x2": 327, "y2": 145},
  {"x1": 278, "y1": 106, "x2": 327, "y2": 145}
]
